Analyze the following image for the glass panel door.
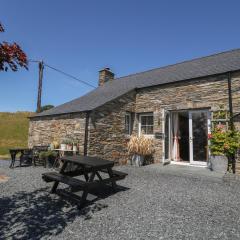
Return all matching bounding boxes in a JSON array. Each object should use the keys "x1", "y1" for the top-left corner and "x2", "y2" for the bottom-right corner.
[{"x1": 189, "y1": 111, "x2": 209, "y2": 164}]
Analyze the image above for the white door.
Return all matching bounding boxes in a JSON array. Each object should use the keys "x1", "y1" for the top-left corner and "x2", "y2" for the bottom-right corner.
[{"x1": 189, "y1": 110, "x2": 211, "y2": 165}]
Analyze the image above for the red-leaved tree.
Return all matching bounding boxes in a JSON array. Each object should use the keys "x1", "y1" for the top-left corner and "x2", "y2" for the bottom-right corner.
[{"x1": 0, "y1": 22, "x2": 28, "y2": 71}]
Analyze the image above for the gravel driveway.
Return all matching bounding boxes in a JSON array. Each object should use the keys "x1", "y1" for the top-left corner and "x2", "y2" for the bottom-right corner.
[{"x1": 1, "y1": 160, "x2": 240, "y2": 240}]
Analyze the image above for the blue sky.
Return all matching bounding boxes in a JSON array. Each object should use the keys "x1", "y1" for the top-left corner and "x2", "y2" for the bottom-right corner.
[{"x1": 1, "y1": 0, "x2": 240, "y2": 112}]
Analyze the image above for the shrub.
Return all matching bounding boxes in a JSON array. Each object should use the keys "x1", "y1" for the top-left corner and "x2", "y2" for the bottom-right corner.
[
  {"x1": 39, "y1": 150, "x2": 57, "y2": 160},
  {"x1": 209, "y1": 124, "x2": 240, "y2": 157}
]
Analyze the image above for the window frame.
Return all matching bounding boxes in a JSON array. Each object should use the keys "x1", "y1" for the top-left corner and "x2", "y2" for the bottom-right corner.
[
  {"x1": 125, "y1": 112, "x2": 132, "y2": 135},
  {"x1": 139, "y1": 113, "x2": 154, "y2": 137}
]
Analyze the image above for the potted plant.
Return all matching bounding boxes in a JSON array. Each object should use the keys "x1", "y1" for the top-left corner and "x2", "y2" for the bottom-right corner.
[
  {"x1": 65, "y1": 139, "x2": 72, "y2": 150},
  {"x1": 39, "y1": 150, "x2": 58, "y2": 168},
  {"x1": 72, "y1": 140, "x2": 78, "y2": 152},
  {"x1": 209, "y1": 124, "x2": 240, "y2": 173},
  {"x1": 127, "y1": 134, "x2": 155, "y2": 166},
  {"x1": 52, "y1": 140, "x2": 59, "y2": 149}
]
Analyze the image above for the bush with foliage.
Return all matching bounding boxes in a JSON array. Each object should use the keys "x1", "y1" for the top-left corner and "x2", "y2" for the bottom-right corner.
[
  {"x1": 39, "y1": 150, "x2": 57, "y2": 160},
  {"x1": 0, "y1": 22, "x2": 28, "y2": 71},
  {"x1": 209, "y1": 124, "x2": 240, "y2": 157}
]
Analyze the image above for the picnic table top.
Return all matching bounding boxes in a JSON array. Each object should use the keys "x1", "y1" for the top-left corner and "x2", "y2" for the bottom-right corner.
[
  {"x1": 61, "y1": 155, "x2": 114, "y2": 168},
  {"x1": 9, "y1": 148, "x2": 31, "y2": 151}
]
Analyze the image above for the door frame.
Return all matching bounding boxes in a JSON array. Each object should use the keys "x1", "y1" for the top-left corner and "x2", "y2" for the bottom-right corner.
[
  {"x1": 163, "y1": 108, "x2": 211, "y2": 166},
  {"x1": 188, "y1": 110, "x2": 211, "y2": 166},
  {"x1": 162, "y1": 109, "x2": 171, "y2": 164}
]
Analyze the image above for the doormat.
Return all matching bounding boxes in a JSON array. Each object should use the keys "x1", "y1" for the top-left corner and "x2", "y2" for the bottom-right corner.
[{"x1": 0, "y1": 175, "x2": 10, "y2": 182}]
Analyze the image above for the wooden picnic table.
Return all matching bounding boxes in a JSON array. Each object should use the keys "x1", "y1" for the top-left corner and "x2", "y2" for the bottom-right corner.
[
  {"x1": 9, "y1": 148, "x2": 31, "y2": 168},
  {"x1": 42, "y1": 155, "x2": 127, "y2": 208}
]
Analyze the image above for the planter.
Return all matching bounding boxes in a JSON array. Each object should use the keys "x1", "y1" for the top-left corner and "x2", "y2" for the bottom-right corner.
[
  {"x1": 47, "y1": 155, "x2": 56, "y2": 168},
  {"x1": 210, "y1": 155, "x2": 228, "y2": 173},
  {"x1": 40, "y1": 156, "x2": 55, "y2": 168},
  {"x1": 132, "y1": 154, "x2": 144, "y2": 167},
  {"x1": 67, "y1": 144, "x2": 72, "y2": 150},
  {"x1": 50, "y1": 143, "x2": 54, "y2": 150},
  {"x1": 60, "y1": 144, "x2": 66, "y2": 150},
  {"x1": 73, "y1": 146, "x2": 77, "y2": 152}
]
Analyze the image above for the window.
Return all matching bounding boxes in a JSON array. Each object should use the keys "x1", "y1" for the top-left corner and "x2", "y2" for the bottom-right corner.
[
  {"x1": 125, "y1": 113, "x2": 131, "y2": 135},
  {"x1": 139, "y1": 114, "x2": 154, "y2": 135}
]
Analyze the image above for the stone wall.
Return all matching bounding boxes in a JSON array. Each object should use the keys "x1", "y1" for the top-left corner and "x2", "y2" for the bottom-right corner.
[
  {"x1": 135, "y1": 71, "x2": 240, "y2": 162},
  {"x1": 88, "y1": 91, "x2": 136, "y2": 164},
  {"x1": 28, "y1": 92, "x2": 136, "y2": 164},
  {"x1": 28, "y1": 113, "x2": 86, "y2": 154}
]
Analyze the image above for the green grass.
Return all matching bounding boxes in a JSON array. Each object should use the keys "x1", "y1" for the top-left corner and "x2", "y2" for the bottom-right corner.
[{"x1": 0, "y1": 112, "x2": 34, "y2": 158}]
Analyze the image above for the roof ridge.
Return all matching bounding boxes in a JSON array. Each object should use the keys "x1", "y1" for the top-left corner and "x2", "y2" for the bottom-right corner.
[
  {"x1": 112, "y1": 48, "x2": 240, "y2": 82},
  {"x1": 34, "y1": 47, "x2": 240, "y2": 117}
]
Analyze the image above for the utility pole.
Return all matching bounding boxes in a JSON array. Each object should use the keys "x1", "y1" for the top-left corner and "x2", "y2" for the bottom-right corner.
[{"x1": 37, "y1": 61, "x2": 44, "y2": 113}]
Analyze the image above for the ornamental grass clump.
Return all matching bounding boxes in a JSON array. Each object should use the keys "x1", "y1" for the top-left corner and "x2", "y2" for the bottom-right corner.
[{"x1": 127, "y1": 134, "x2": 155, "y2": 156}]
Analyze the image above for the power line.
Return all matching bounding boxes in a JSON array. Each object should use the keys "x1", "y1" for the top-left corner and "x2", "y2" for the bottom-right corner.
[
  {"x1": 29, "y1": 59, "x2": 41, "y2": 63},
  {"x1": 29, "y1": 59, "x2": 97, "y2": 89},
  {"x1": 44, "y1": 63, "x2": 96, "y2": 88}
]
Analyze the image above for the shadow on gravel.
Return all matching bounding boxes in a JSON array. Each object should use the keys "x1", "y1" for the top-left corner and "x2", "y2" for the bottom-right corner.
[
  {"x1": 0, "y1": 185, "x2": 129, "y2": 239},
  {"x1": 0, "y1": 188, "x2": 81, "y2": 239}
]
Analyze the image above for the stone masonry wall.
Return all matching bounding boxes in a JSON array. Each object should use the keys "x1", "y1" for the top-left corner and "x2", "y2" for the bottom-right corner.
[
  {"x1": 135, "y1": 71, "x2": 240, "y2": 162},
  {"x1": 28, "y1": 112, "x2": 86, "y2": 154},
  {"x1": 88, "y1": 91, "x2": 136, "y2": 164}
]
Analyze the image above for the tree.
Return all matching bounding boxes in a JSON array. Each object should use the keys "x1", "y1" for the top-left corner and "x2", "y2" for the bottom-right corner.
[
  {"x1": 39, "y1": 105, "x2": 54, "y2": 113},
  {"x1": 0, "y1": 22, "x2": 28, "y2": 71}
]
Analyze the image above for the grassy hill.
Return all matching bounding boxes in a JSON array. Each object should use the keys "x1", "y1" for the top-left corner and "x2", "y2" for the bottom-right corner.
[{"x1": 0, "y1": 112, "x2": 34, "y2": 159}]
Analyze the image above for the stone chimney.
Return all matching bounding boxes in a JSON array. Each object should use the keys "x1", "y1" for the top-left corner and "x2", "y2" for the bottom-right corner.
[{"x1": 99, "y1": 68, "x2": 114, "y2": 86}]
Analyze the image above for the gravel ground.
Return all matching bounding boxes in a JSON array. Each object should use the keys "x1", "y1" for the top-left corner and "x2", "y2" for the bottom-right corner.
[{"x1": 1, "y1": 160, "x2": 240, "y2": 240}]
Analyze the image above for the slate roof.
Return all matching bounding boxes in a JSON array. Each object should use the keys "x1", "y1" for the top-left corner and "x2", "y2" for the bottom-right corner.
[{"x1": 33, "y1": 48, "x2": 240, "y2": 117}]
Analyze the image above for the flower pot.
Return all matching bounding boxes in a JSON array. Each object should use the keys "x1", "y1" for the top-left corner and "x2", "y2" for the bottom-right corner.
[
  {"x1": 132, "y1": 154, "x2": 144, "y2": 167},
  {"x1": 67, "y1": 144, "x2": 72, "y2": 150},
  {"x1": 60, "y1": 144, "x2": 66, "y2": 150},
  {"x1": 50, "y1": 143, "x2": 54, "y2": 150},
  {"x1": 47, "y1": 155, "x2": 56, "y2": 168},
  {"x1": 210, "y1": 155, "x2": 228, "y2": 173},
  {"x1": 73, "y1": 146, "x2": 77, "y2": 152}
]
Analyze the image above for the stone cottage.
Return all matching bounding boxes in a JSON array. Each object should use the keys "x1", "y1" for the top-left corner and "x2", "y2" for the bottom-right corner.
[{"x1": 29, "y1": 49, "x2": 240, "y2": 166}]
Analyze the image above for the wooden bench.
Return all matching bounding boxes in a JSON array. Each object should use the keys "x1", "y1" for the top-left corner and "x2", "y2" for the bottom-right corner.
[
  {"x1": 42, "y1": 169, "x2": 127, "y2": 188},
  {"x1": 42, "y1": 172, "x2": 89, "y2": 189},
  {"x1": 100, "y1": 169, "x2": 128, "y2": 180}
]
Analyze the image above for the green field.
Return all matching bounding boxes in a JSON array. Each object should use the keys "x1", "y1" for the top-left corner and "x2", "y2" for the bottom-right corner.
[{"x1": 0, "y1": 112, "x2": 34, "y2": 159}]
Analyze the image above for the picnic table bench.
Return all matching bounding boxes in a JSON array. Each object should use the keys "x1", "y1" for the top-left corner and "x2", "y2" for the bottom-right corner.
[{"x1": 42, "y1": 155, "x2": 127, "y2": 208}]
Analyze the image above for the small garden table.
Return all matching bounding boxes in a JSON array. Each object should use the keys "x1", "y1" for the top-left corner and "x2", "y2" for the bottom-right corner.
[
  {"x1": 9, "y1": 148, "x2": 31, "y2": 168},
  {"x1": 42, "y1": 155, "x2": 127, "y2": 208}
]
